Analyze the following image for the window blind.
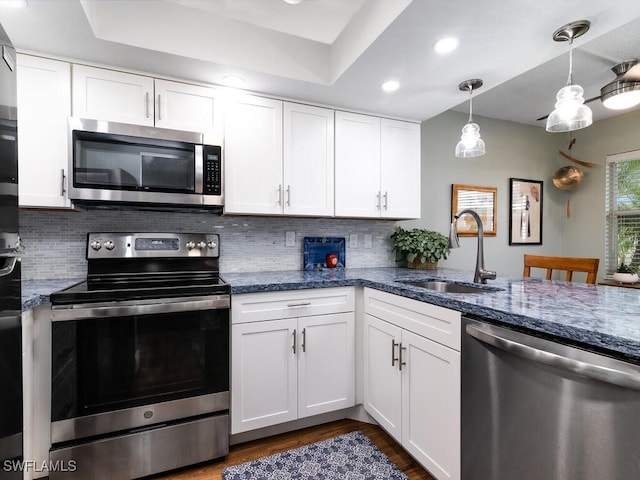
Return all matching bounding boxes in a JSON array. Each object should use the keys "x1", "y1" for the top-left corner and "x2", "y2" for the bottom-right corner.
[{"x1": 605, "y1": 150, "x2": 640, "y2": 275}]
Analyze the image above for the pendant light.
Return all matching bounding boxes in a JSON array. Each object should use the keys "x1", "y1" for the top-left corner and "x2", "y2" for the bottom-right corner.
[
  {"x1": 600, "y1": 60, "x2": 640, "y2": 110},
  {"x1": 546, "y1": 20, "x2": 592, "y2": 133},
  {"x1": 455, "y1": 79, "x2": 485, "y2": 158}
]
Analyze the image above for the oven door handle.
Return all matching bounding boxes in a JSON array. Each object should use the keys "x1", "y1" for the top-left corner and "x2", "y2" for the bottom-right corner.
[{"x1": 51, "y1": 295, "x2": 230, "y2": 322}]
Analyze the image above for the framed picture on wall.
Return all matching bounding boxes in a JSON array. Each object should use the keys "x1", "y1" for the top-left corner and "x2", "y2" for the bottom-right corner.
[
  {"x1": 509, "y1": 178, "x2": 543, "y2": 245},
  {"x1": 451, "y1": 184, "x2": 497, "y2": 236}
]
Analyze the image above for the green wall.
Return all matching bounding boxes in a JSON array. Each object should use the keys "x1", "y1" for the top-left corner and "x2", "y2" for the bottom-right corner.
[{"x1": 407, "y1": 107, "x2": 640, "y2": 278}]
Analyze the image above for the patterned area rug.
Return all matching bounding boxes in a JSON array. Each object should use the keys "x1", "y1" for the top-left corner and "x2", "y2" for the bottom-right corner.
[{"x1": 222, "y1": 430, "x2": 409, "y2": 480}]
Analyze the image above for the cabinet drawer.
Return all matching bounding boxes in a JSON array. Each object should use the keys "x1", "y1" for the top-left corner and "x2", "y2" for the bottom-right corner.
[
  {"x1": 232, "y1": 287, "x2": 355, "y2": 324},
  {"x1": 363, "y1": 288, "x2": 461, "y2": 351}
]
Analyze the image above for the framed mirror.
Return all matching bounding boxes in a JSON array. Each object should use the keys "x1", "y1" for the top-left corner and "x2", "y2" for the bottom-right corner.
[{"x1": 451, "y1": 184, "x2": 497, "y2": 236}]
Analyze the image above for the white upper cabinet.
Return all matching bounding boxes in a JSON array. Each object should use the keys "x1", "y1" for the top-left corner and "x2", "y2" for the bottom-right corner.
[
  {"x1": 154, "y1": 79, "x2": 223, "y2": 143},
  {"x1": 224, "y1": 94, "x2": 284, "y2": 215},
  {"x1": 72, "y1": 64, "x2": 154, "y2": 126},
  {"x1": 224, "y1": 99, "x2": 334, "y2": 217},
  {"x1": 17, "y1": 54, "x2": 73, "y2": 209},
  {"x1": 72, "y1": 65, "x2": 222, "y2": 141},
  {"x1": 335, "y1": 112, "x2": 420, "y2": 219},
  {"x1": 335, "y1": 111, "x2": 381, "y2": 218},
  {"x1": 283, "y1": 102, "x2": 334, "y2": 217},
  {"x1": 380, "y1": 119, "x2": 421, "y2": 218}
]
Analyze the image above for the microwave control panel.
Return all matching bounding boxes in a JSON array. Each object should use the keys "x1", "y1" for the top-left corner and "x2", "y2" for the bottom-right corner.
[{"x1": 203, "y1": 145, "x2": 222, "y2": 195}]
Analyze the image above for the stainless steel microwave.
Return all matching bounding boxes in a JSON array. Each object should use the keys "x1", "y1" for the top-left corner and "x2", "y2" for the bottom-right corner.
[{"x1": 68, "y1": 118, "x2": 223, "y2": 211}]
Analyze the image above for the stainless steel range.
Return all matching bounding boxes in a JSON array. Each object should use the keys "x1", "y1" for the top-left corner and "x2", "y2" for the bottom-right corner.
[{"x1": 48, "y1": 232, "x2": 230, "y2": 480}]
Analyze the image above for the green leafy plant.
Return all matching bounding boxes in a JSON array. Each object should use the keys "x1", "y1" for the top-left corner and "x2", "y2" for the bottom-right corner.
[
  {"x1": 391, "y1": 227, "x2": 450, "y2": 265},
  {"x1": 616, "y1": 263, "x2": 636, "y2": 274}
]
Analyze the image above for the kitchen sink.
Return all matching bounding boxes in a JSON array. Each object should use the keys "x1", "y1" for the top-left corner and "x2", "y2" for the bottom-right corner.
[{"x1": 399, "y1": 280, "x2": 502, "y2": 293}]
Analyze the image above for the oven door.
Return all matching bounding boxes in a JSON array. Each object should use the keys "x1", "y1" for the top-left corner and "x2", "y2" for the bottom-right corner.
[{"x1": 50, "y1": 295, "x2": 229, "y2": 445}]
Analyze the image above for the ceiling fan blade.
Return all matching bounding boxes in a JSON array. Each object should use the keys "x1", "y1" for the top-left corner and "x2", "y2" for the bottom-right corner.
[
  {"x1": 622, "y1": 62, "x2": 640, "y2": 81},
  {"x1": 536, "y1": 113, "x2": 549, "y2": 121}
]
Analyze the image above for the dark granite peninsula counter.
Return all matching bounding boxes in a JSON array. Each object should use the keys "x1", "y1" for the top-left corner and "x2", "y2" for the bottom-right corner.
[
  {"x1": 222, "y1": 267, "x2": 640, "y2": 364},
  {"x1": 21, "y1": 278, "x2": 83, "y2": 310}
]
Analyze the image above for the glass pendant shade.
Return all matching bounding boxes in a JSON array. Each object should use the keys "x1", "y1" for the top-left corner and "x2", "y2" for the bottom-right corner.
[
  {"x1": 455, "y1": 78, "x2": 485, "y2": 158},
  {"x1": 546, "y1": 84, "x2": 593, "y2": 132},
  {"x1": 545, "y1": 20, "x2": 592, "y2": 133},
  {"x1": 455, "y1": 122, "x2": 485, "y2": 157}
]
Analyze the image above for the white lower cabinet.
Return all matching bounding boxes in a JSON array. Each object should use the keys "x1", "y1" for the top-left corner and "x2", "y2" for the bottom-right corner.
[
  {"x1": 364, "y1": 288, "x2": 461, "y2": 480},
  {"x1": 231, "y1": 288, "x2": 355, "y2": 434}
]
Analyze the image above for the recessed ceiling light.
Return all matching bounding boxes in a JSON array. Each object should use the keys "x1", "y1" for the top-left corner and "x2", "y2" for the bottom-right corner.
[
  {"x1": 222, "y1": 75, "x2": 246, "y2": 88},
  {"x1": 381, "y1": 80, "x2": 400, "y2": 93},
  {"x1": 283, "y1": 0, "x2": 305, "y2": 4},
  {"x1": 433, "y1": 37, "x2": 459, "y2": 55}
]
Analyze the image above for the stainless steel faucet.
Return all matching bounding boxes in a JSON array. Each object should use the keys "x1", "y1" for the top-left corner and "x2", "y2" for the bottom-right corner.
[{"x1": 449, "y1": 209, "x2": 497, "y2": 284}]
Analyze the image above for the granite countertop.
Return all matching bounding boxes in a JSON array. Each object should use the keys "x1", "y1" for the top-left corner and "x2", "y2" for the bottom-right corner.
[
  {"x1": 22, "y1": 267, "x2": 640, "y2": 364},
  {"x1": 222, "y1": 267, "x2": 640, "y2": 364},
  {"x1": 22, "y1": 278, "x2": 83, "y2": 310}
]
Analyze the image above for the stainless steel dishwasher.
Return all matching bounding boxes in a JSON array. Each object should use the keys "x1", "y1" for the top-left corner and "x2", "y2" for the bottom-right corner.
[{"x1": 462, "y1": 317, "x2": 640, "y2": 480}]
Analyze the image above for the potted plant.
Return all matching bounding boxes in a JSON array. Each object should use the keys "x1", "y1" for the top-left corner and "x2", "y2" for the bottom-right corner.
[
  {"x1": 391, "y1": 227, "x2": 450, "y2": 269},
  {"x1": 612, "y1": 263, "x2": 639, "y2": 283}
]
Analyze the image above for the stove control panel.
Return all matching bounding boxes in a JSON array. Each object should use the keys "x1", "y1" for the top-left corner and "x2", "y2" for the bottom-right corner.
[{"x1": 86, "y1": 232, "x2": 220, "y2": 259}]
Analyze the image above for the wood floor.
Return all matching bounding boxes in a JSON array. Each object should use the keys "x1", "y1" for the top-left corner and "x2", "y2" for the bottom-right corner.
[{"x1": 153, "y1": 419, "x2": 435, "y2": 479}]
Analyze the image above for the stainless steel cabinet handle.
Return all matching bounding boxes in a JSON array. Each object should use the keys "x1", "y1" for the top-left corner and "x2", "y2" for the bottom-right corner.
[
  {"x1": 292, "y1": 328, "x2": 297, "y2": 355},
  {"x1": 287, "y1": 301, "x2": 311, "y2": 308},
  {"x1": 391, "y1": 339, "x2": 400, "y2": 367},
  {"x1": 157, "y1": 94, "x2": 162, "y2": 120},
  {"x1": 277, "y1": 185, "x2": 282, "y2": 206},
  {"x1": 376, "y1": 191, "x2": 381, "y2": 209},
  {"x1": 60, "y1": 169, "x2": 66, "y2": 196},
  {"x1": 145, "y1": 92, "x2": 150, "y2": 118},
  {"x1": 301, "y1": 328, "x2": 306, "y2": 353},
  {"x1": 383, "y1": 191, "x2": 388, "y2": 210},
  {"x1": 0, "y1": 257, "x2": 17, "y2": 278},
  {"x1": 399, "y1": 343, "x2": 407, "y2": 370},
  {"x1": 286, "y1": 185, "x2": 291, "y2": 207},
  {"x1": 466, "y1": 324, "x2": 640, "y2": 391}
]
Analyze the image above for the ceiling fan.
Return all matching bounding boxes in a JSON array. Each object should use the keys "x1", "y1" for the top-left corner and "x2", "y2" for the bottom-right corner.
[{"x1": 537, "y1": 59, "x2": 640, "y2": 121}]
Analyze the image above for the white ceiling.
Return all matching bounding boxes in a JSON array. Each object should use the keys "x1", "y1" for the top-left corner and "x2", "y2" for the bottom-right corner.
[{"x1": 2, "y1": 0, "x2": 640, "y2": 125}]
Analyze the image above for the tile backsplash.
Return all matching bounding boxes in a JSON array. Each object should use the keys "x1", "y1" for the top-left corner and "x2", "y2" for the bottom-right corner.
[{"x1": 19, "y1": 209, "x2": 398, "y2": 280}]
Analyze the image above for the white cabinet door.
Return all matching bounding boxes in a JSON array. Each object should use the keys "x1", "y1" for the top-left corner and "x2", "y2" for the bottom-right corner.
[
  {"x1": 283, "y1": 102, "x2": 334, "y2": 217},
  {"x1": 17, "y1": 55, "x2": 72, "y2": 208},
  {"x1": 231, "y1": 319, "x2": 298, "y2": 434},
  {"x1": 154, "y1": 79, "x2": 223, "y2": 143},
  {"x1": 380, "y1": 119, "x2": 421, "y2": 219},
  {"x1": 334, "y1": 111, "x2": 381, "y2": 218},
  {"x1": 224, "y1": 95, "x2": 283, "y2": 215},
  {"x1": 402, "y1": 329, "x2": 460, "y2": 480},
  {"x1": 297, "y1": 312, "x2": 354, "y2": 418},
  {"x1": 363, "y1": 313, "x2": 402, "y2": 442},
  {"x1": 72, "y1": 64, "x2": 154, "y2": 126}
]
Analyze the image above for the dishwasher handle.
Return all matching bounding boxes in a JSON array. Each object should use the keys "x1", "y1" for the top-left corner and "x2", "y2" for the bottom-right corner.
[{"x1": 466, "y1": 323, "x2": 640, "y2": 392}]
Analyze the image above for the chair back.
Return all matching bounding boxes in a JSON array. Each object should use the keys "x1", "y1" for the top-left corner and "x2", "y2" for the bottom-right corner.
[{"x1": 523, "y1": 254, "x2": 600, "y2": 284}]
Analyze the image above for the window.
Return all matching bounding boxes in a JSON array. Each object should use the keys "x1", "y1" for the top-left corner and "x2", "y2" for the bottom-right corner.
[{"x1": 605, "y1": 150, "x2": 640, "y2": 275}]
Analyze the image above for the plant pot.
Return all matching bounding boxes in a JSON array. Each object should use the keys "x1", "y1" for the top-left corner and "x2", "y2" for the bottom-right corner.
[
  {"x1": 612, "y1": 272, "x2": 639, "y2": 284},
  {"x1": 407, "y1": 257, "x2": 438, "y2": 270}
]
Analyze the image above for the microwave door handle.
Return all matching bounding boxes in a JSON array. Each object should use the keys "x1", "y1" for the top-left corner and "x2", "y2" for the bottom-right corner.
[{"x1": 194, "y1": 144, "x2": 204, "y2": 194}]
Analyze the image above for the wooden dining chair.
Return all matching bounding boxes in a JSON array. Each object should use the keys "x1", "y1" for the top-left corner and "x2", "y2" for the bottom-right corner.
[{"x1": 523, "y1": 254, "x2": 600, "y2": 284}]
